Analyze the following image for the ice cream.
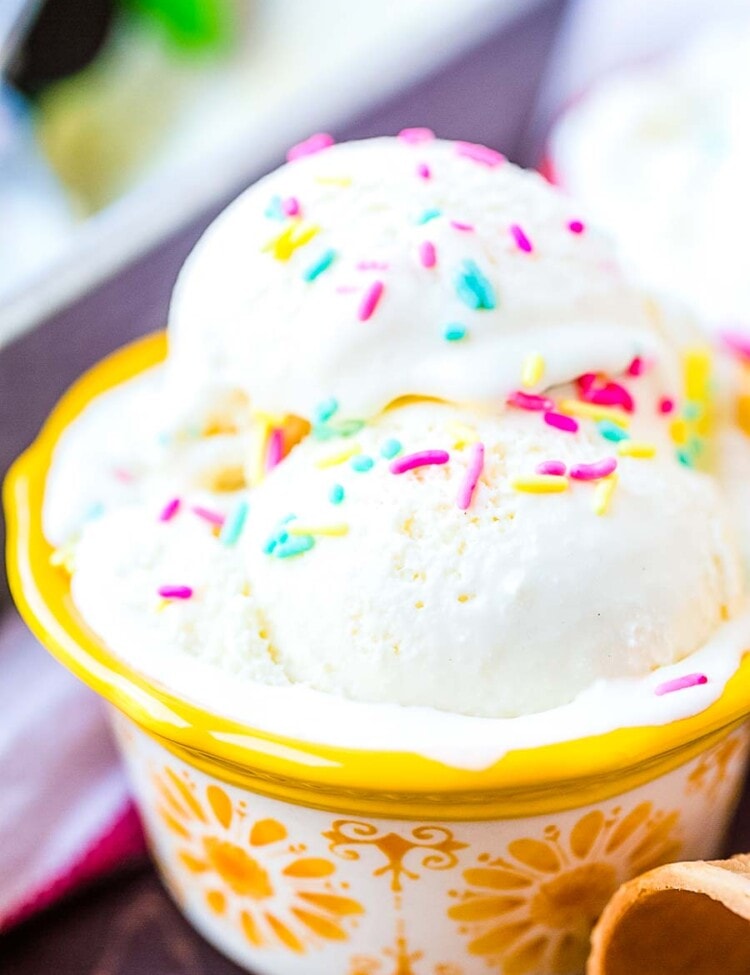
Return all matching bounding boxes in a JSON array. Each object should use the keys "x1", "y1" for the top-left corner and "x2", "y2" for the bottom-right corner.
[{"x1": 44, "y1": 134, "x2": 748, "y2": 724}]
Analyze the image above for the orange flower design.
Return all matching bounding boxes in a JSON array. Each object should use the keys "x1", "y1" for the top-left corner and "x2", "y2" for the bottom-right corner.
[
  {"x1": 687, "y1": 731, "x2": 745, "y2": 801},
  {"x1": 449, "y1": 801, "x2": 681, "y2": 974},
  {"x1": 152, "y1": 767, "x2": 363, "y2": 953}
]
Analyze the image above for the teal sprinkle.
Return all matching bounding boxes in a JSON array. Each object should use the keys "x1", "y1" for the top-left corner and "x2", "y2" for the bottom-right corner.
[
  {"x1": 275, "y1": 535, "x2": 315, "y2": 559},
  {"x1": 416, "y1": 207, "x2": 442, "y2": 224},
  {"x1": 281, "y1": 513, "x2": 298, "y2": 524},
  {"x1": 336, "y1": 418, "x2": 365, "y2": 437},
  {"x1": 312, "y1": 424, "x2": 337, "y2": 441},
  {"x1": 444, "y1": 323, "x2": 467, "y2": 342},
  {"x1": 312, "y1": 418, "x2": 365, "y2": 441},
  {"x1": 263, "y1": 514, "x2": 297, "y2": 553},
  {"x1": 380, "y1": 438, "x2": 402, "y2": 459},
  {"x1": 597, "y1": 420, "x2": 630, "y2": 443},
  {"x1": 455, "y1": 259, "x2": 496, "y2": 310},
  {"x1": 314, "y1": 397, "x2": 339, "y2": 424},
  {"x1": 683, "y1": 401, "x2": 703, "y2": 421},
  {"x1": 85, "y1": 502, "x2": 105, "y2": 521},
  {"x1": 220, "y1": 500, "x2": 249, "y2": 547},
  {"x1": 329, "y1": 483, "x2": 345, "y2": 505},
  {"x1": 303, "y1": 248, "x2": 337, "y2": 282},
  {"x1": 676, "y1": 448, "x2": 695, "y2": 468},
  {"x1": 264, "y1": 195, "x2": 284, "y2": 220},
  {"x1": 351, "y1": 455, "x2": 374, "y2": 472}
]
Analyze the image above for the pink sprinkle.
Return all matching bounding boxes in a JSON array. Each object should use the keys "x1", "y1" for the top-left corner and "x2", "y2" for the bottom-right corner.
[
  {"x1": 510, "y1": 223, "x2": 533, "y2": 253},
  {"x1": 580, "y1": 378, "x2": 634, "y2": 413},
  {"x1": 390, "y1": 450, "x2": 450, "y2": 475},
  {"x1": 536, "y1": 460, "x2": 566, "y2": 476},
  {"x1": 457, "y1": 442, "x2": 485, "y2": 511},
  {"x1": 508, "y1": 390, "x2": 554, "y2": 412},
  {"x1": 113, "y1": 468, "x2": 134, "y2": 483},
  {"x1": 455, "y1": 141, "x2": 505, "y2": 167},
  {"x1": 627, "y1": 356, "x2": 644, "y2": 376},
  {"x1": 570, "y1": 457, "x2": 617, "y2": 481},
  {"x1": 158, "y1": 585, "x2": 193, "y2": 600},
  {"x1": 568, "y1": 219, "x2": 585, "y2": 234},
  {"x1": 358, "y1": 280, "x2": 384, "y2": 321},
  {"x1": 419, "y1": 241, "x2": 437, "y2": 268},
  {"x1": 286, "y1": 133, "x2": 334, "y2": 162},
  {"x1": 416, "y1": 162, "x2": 431, "y2": 180},
  {"x1": 659, "y1": 397, "x2": 675, "y2": 415},
  {"x1": 191, "y1": 505, "x2": 225, "y2": 528},
  {"x1": 266, "y1": 427, "x2": 284, "y2": 471},
  {"x1": 159, "y1": 497, "x2": 181, "y2": 522},
  {"x1": 356, "y1": 261, "x2": 389, "y2": 270},
  {"x1": 544, "y1": 411, "x2": 579, "y2": 433},
  {"x1": 719, "y1": 328, "x2": 750, "y2": 361},
  {"x1": 451, "y1": 220, "x2": 475, "y2": 232},
  {"x1": 282, "y1": 196, "x2": 300, "y2": 216},
  {"x1": 655, "y1": 673, "x2": 708, "y2": 696},
  {"x1": 398, "y1": 127, "x2": 435, "y2": 144}
]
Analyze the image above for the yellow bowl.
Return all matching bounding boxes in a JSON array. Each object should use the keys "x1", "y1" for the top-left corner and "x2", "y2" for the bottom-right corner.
[{"x1": 6, "y1": 332, "x2": 750, "y2": 975}]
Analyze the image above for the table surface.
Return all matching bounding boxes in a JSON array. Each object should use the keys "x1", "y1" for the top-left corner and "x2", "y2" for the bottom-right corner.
[{"x1": 5, "y1": 780, "x2": 750, "y2": 975}]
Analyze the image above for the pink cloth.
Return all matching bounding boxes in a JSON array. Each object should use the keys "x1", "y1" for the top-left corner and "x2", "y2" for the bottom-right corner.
[{"x1": 0, "y1": 609, "x2": 146, "y2": 930}]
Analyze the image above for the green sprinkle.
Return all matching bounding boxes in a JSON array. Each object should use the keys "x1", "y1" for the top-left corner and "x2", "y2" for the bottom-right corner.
[
  {"x1": 329, "y1": 484, "x2": 345, "y2": 504},
  {"x1": 275, "y1": 535, "x2": 315, "y2": 559},
  {"x1": 597, "y1": 420, "x2": 630, "y2": 443},
  {"x1": 220, "y1": 500, "x2": 249, "y2": 547},
  {"x1": 264, "y1": 195, "x2": 284, "y2": 220},
  {"x1": 380, "y1": 438, "x2": 402, "y2": 459},
  {"x1": 351, "y1": 455, "x2": 374, "y2": 472},
  {"x1": 455, "y1": 259, "x2": 496, "y2": 310},
  {"x1": 416, "y1": 207, "x2": 442, "y2": 224},
  {"x1": 312, "y1": 418, "x2": 365, "y2": 441},
  {"x1": 303, "y1": 248, "x2": 337, "y2": 282},
  {"x1": 444, "y1": 323, "x2": 467, "y2": 342},
  {"x1": 683, "y1": 401, "x2": 703, "y2": 421},
  {"x1": 676, "y1": 448, "x2": 695, "y2": 468},
  {"x1": 314, "y1": 397, "x2": 339, "y2": 424}
]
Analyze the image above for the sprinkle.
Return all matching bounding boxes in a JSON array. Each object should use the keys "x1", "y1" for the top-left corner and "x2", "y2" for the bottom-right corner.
[
  {"x1": 314, "y1": 397, "x2": 339, "y2": 424},
  {"x1": 220, "y1": 500, "x2": 249, "y2": 546},
  {"x1": 457, "y1": 442, "x2": 485, "y2": 511},
  {"x1": 316, "y1": 444, "x2": 361, "y2": 468},
  {"x1": 508, "y1": 390, "x2": 554, "y2": 412},
  {"x1": 567, "y1": 219, "x2": 585, "y2": 234},
  {"x1": 618, "y1": 441, "x2": 656, "y2": 459},
  {"x1": 676, "y1": 448, "x2": 694, "y2": 468},
  {"x1": 419, "y1": 241, "x2": 437, "y2": 268},
  {"x1": 356, "y1": 260, "x2": 389, "y2": 270},
  {"x1": 592, "y1": 474, "x2": 618, "y2": 516},
  {"x1": 390, "y1": 450, "x2": 450, "y2": 475},
  {"x1": 329, "y1": 484, "x2": 345, "y2": 504},
  {"x1": 303, "y1": 248, "x2": 337, "y2": 281},
  {"x1": 191, "y1": 505, "x2": 226, "y2": 527},
  {"x1": 670, "y1": 418, "x2": 688, "y2": 445},
  {"x1": 266, "y1": 427, "x2": 284, "y2": 471},
  {"x1": 444, "y1": 323, "x2": 467, "y2": 342},
  {"x1": 510, "y1": 223, "x2": 533, "y2": 253},
  {"x1": 451, "y1": 220, "x2": 475, "y2": 232},
  {"x1": 659, "y1": 397, "x2": 675, "y2": 415},
  {"x1": 398, "y1": 127, "x2": 435, "y2": 144},
  {"x1": 536, "y1": 460, "x2": 566, "y2": 476},
  {"x1": 351, "y1": 454, "x2": 374, "y2": 472},
  {"x1": 416, "y1": 208, "x2": 442, "y2": 224},
  {"x1": 289, "y1": 523, "x2": 349, "y2": 537},
  {"x1": 544, "y1": 411, "x2": 578, "y2": 433},
  {"x1": 580, "y1": 378, "x2": 634, "y2": 413},
  {"x1": 265, "y1": 223, "x2": 319, "y2": 260},
  {"x1": 282, "y1": 196, "x2": 301, "y2": 216},
  {"x1": 597, "y1": 420, "x2": 630, "y2": 443},
  {"x1": 655, "y1": 673, "x2": 708, "y2": 696},
  {"x1": 570, "y1": 457, "x2": 618, "y2": 481},
  {"x1": 312, "y1": 418, "x2": 365, "y2": 441},
  {"x1": 159, "y1": 497, "x2": 181, "y2": 522},
  {"x1": 684, "y1": 347, "x2": 712, "y2": 401},
  {"x1": 455, "y1": 259, "x2": 496, "y2": 310},
  {"x1": 522, "y1": 352, "x2": 545, "y2": 388},
  {"x1": 275, "y1": 536, "x2": 315, "y2": 559},
  {"x1": 683, "y1": 401, "x2": 702, "y2": 421},
  {"x1": 286, "y1": 132, "x2": 334, "y2": 161},
  {"x1": 380, "y1": 439, "x2": 402, "y2": 459},
  {"x1": 558, "y1": 400, "x2": 630, "y2": 427},
  {"x1": 627, "y1": 356, "x2": 644, "y2": 376},
  {"x1": 455, "y1": 141, "x2": 505, "y2": 167},
  {"x1": 511, "y1": 474, "x2": 568, "y2": 493},
  {"x1": 157, "y1": 585, "x2": 193, "y2": 600},
  {"x1": 719, "y1": 328, "x2": 750, "y2": 361},
  {"x1": 358, "y1": 281, "x2": 384, "y2": 321},
  {"x1": 416, "y1": 162, "x2": 431, "y2": 180},
  {"x1": 264, "y1": 195, "x2": 284, "y2": 220}
]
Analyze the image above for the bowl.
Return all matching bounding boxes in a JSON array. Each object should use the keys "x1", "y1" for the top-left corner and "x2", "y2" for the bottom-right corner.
[{"x1": 6, "y1": 333, "x2": 750, "y2": 975}]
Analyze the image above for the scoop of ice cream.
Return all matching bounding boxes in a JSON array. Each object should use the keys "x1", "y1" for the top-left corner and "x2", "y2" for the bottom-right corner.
[
  {"x1": 165, "y1": 135, "x2": 662, "y2": 428},
  {"x1": 550, "y1": 25, "x2": 750, "y2": 332}
]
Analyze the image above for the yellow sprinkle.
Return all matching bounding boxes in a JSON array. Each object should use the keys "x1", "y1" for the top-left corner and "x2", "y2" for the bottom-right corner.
[
  {"x1": 684, "y1": 346, "x2": 712, "y2": 402},
  {"x1": 315, "y1": 444, "x2": 361, "y2": 468},
  {"x1": 738, "y1": 394, "x2": 750, "y2": 437},
  {"x1": 593, "y1": 474, "x2": 618, "y2": 516},
  {"x1": 448, "y1": 420, "x2": 480, "y2": 449},
  {"x1": 511, "y1": 475, "x2": 569, "y2": 494},
  {"x1": 558, "y1": 399, "x2": 631, "y2": 428},
  {"x1": 263, "y1": 223, "x2": 320, "y2": 261},
  {"x1": 617, "y1": 441, "x2": 656, "y2": 459},
  {"x1": 521, "y1": 352, "x2": 545, "y2": 389},
  {"x1": 669, "y1": 418, "x2": 688, "y2": 445},
  {"x1": 251, "y1": 415, "x2": 273, "y2": 485},
  {"x1": 156, "y1": 599, "x2": 170, "y2": 613},
  {"x1": 289, "y1": 524, "x2": 349, "y2": 537},
  {"x1": 315, "y1": 176, "x2": 352, "y2": 187}
]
